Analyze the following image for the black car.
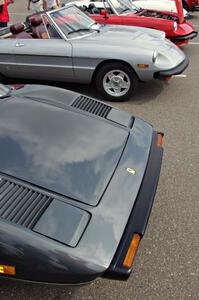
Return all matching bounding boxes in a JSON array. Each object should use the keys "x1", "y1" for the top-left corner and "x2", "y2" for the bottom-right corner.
[{"x1": 0, "y1": 84, "x2": 163, "y2": 284}]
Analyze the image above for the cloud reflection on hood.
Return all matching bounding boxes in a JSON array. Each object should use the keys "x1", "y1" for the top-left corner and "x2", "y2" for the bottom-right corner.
[{"x1": 0, "y1": 98, "x2": 128, "y2": 205}]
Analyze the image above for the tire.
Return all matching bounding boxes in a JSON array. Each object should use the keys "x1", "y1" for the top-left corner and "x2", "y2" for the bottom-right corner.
[
  {"x1": 95, "y1": 62, "x2": 138, "y2": 102},
  {"x1": 182, "y1": 0, "x2": 190, "y2": 12}
]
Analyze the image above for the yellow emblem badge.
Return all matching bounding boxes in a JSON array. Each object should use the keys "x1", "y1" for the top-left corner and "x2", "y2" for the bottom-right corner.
[{"x1": 126, "y1": 168, "x2": 136, "y2": 175}]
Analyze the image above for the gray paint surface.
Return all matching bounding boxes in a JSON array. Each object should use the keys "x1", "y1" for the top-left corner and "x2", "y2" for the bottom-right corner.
[
  {"x1": 0, "y1": 88, "x2": 153, "y2": 275},
  {"x1": 0, "y1": 96, "x2": 128, "y2": 206},
  {"x1": 0, "y1": 3, "x2": 198, "y2": 300}
]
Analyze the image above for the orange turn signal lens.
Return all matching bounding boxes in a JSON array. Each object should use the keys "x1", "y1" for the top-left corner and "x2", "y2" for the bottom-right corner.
[
  {"x1": 0, "y1": 265, "x2": 16, "y2": 276},
  {"x1": 123, "y1": 233, "x2": 141, "y2": 268},
  {"x1": 137, "y1": 64, "x2": 149, "y2": 69},
  {"x1": 157, "y1": 133, "x2": 163, "y2": 147}
]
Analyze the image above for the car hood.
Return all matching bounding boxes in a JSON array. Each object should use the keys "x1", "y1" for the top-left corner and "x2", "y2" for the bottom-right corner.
[
  {"x1": 132, "y1": 0, "x2": 184, "y2": 22},
  {"x1": 0, "y1": 94, "x2": 128, "y2": 206},
  {"x1": 71, "y1": 25, "x2": 166, "y2": 49},
  {"x1": 134, "y1": 0, "x2": 176, "y2": 10},
  {"x1": 133, "y1": 0, "x2": 188, "y2": 16},
  {"x1": 0, "y1": 86, "x2": 157, "y2": 281}
]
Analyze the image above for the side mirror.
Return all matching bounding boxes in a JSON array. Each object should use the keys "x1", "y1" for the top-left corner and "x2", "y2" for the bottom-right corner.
[{"x1": 100, "y1": 9, "x2": 108, "y2": 17}]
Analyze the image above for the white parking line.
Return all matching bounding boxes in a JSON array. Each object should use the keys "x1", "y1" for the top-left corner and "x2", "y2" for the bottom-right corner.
[
  {"x1": 173, "y1": 74, "x2": 187, "y2": 78},
  {"x1": 189, "y1": 42, "x2": 199, "y2": 45}
]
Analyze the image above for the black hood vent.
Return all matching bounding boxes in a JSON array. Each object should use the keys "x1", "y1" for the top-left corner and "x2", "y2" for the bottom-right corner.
[
  {"x1": 0, "y1": 178, "x2": 52, "y2": 229},
  {"x1": 71, "y1": 96, "x2": 111, "y2": 118}
]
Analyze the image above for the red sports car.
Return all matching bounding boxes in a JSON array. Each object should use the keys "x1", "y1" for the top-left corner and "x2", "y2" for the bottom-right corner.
[{"x1": 78, "y1": 0, "x2": 197, "y2": 46}]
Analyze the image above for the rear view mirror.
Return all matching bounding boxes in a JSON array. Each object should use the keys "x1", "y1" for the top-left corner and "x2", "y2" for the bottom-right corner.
[{"x1": 100, "y1": 9, "x2": 108, "y2": 17}]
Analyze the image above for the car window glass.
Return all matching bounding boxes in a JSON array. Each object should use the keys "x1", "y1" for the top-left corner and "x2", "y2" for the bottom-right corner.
[
  {"x1": 104, "y1": 1, "x2": 113, "y2": 13},
  {"x1": 42, "y1": 15, "x2": 62, "y2": 39},
  {"x1": 49, "y1": 6, "x2": 95, "y2": 36},
  {"x1": 108, "y1": 0, "x2": 138, "y2": 14}
]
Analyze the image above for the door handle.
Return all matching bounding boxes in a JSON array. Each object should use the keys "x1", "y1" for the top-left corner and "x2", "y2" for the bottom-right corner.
[{"x1": 15, "y1": 42, "x2": 25, "y2": 47}]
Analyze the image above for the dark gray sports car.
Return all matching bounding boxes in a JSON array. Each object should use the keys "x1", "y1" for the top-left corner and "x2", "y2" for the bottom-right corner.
[{"x1": 0, "y1": 84, "x2": 163, "y2": 284}]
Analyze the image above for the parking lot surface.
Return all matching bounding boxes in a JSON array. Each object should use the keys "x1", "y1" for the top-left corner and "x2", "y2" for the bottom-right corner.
[{"x1": 0, "y1": 3, "x2": 199, "y2": 300}]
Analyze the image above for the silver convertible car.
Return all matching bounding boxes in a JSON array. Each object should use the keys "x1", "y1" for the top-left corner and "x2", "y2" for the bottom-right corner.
[{"x1": 0, "y1": 5, "x2": 188, "y2": 101}]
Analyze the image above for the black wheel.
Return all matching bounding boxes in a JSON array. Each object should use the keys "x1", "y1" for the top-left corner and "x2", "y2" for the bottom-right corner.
[
  {"x1": 95, "y1": 62, "x2": 138, "y2": 102},
  {"x1": 182, "y1": 0, "x2": 190, "y2": 12}
]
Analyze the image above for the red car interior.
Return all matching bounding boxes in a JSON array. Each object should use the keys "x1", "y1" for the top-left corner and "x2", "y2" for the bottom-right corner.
[{"x1": 10, "y1": 23, "x2": 32, "y2": 39}]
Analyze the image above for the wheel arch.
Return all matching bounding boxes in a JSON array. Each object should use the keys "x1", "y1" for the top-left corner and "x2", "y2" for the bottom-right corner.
[{"x1": 91, "y1": 59, "x2": 140, "y2": 84}]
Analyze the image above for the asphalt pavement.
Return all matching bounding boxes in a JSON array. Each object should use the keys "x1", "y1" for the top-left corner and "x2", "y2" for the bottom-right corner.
[{"x1": 0, "y1": 3, "x2": 199, "y2": 300}]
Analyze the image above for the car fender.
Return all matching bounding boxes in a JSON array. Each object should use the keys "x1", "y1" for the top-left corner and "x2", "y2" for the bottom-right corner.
[
  {"x1": 71, "y1": 41, "x2": 154, "y2": 82},
  {"x1": 0, "y1": 217, "x2": 104, "y2": 284}
]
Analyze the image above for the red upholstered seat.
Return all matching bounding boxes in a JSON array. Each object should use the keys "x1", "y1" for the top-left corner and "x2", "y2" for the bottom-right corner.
[
  {"x1": 30, "y1": 15, "x2": 48, "y2": 39},
  {"x1": 10, "y1": 23, "x2": 33, "y2": 39}
]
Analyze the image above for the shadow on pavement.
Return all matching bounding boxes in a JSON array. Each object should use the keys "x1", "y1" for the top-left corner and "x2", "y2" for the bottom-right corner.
[
  {"x1": 5, "y1": 78, "x2": 164, "y2": 105},
  {"x1": 0, "y1": 277, "x2": 81, "y2": 300}
]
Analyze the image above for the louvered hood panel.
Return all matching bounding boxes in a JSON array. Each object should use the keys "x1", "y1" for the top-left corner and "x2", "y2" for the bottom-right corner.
[
  {"x1": 0, "y1": 178, "x2": 52, "y2": 229},
  {"x1": 71, "y1": 96, "x2": 134, "y2": 128},
  {"x1": 71, "y1": 96, "x2": 111, "y2": 118},
  {"x1": 0, "y1": 177, "x2": 90, "y2": 247}
]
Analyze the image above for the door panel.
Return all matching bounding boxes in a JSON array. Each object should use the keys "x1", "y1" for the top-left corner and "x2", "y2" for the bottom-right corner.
[
  {"x1": 13, "y1": 39, "x2": 74, "y2": 81},
  {"x1": 0, "y1": 40, "x2": 18, "y2": 77}
]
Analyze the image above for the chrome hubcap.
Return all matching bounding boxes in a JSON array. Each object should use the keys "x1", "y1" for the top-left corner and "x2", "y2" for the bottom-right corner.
[{"x1": 103, "y1": 70, "x2": 131, "y2": 97}]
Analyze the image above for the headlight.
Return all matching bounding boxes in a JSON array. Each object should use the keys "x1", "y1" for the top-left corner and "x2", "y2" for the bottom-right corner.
[
  {"x1": 173, "y1": 21, "x2": 177, "y2": 31},
  {"x1": 152, "y1": 50, "x2": 158, "y2": 63}
]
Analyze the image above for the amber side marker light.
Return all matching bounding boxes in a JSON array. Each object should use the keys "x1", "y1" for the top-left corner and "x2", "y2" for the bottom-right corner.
[
  {"x1": 0, "y1": 265, "x2": 16, "y2": 276},
  {"x1": 123, "y1": 233, "x2": 141, "y2": 268},
  {"x1": 157, "y1": 133, "x2": 164, "y2": 148},
  {"x1": 137, "y1": 64, "x2": 149, "y2": 69}
]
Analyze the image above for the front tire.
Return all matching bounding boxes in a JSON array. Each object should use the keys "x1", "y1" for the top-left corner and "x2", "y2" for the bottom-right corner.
[{"x1": 95, "y1": 62, "x2": 138, "y2": 102}]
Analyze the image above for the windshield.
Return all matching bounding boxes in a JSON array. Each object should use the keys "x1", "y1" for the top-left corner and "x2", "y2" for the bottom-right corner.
[
  {"x1": 48, "y1": 6, "x2": 99, "y2": 37},
  {"x1": 107, "y1": 0, "x2": 140, "y2": 14}
]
